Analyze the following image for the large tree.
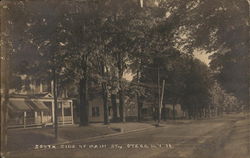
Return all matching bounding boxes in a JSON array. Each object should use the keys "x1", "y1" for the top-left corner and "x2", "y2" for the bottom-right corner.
[
  {"x1": 7, "y1": 0, "x2": 69, "y2": 138},
  {"x1": 182, "y1": 58, "x2": 213, "y2": 119},
  {"x1": 159, "y1": 0, "x2": 249, "y2": 104}
]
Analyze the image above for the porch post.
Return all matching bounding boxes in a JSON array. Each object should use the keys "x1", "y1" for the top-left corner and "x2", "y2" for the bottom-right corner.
[
  {"x1": 52, "y1": 101, "x2": 55, "y2": 125},
  {"x1": 23, "y1": 111, "x2": 26, "y2": 128},
  {"x1": 61, "y1": 102, "x2": 64, "y2": 125},
  {"x1": 34, "y1": 111, "x2": 37, "y2": 124},
  {"x1": 41, "y1": 111, "x2": 43, "y2": 124},
  {"x1": 39, "y1": 83, "x2": 43, "y2": 93},
  {"x1": 70, "y1": 102, "x2": 74, "y2": 124}
]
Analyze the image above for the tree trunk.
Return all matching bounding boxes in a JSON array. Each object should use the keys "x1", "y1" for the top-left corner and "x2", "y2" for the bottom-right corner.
[
  {"x1": 117, "y1": 52, "x2": 125, "y2": 122},
  {"x1": 53, "y1": 69, "x2": 58, "y2": 139},
  {"x1": 137, "y1": 97, "x2": 143, "y2": 122},
  {"x1": 188, "y1": 110, "x2": 192, "y2": 119},
  {"x1": 192, "y1": 105, "x2": 195, "y2": 119},
  {"x1": 200, "y1": 108, "x2": 203, "y2": 119},
  {"x1": 100, "y1": 63, "x2": 109, "y2": 125},
  {"x1": 102, "y1": 82, "x2": 109, "y2": 125},
  {"x1": 172, "y1": 99, "x2": 178, "y2": 120},
  {"x1": 79, "y1": 77, "x2": 89, "y2": 126},
  {"x1": 206, "y1": 107, "x2": 209, "y2": 118},
  {"x1": 118, "y1": 89, "x2": 125, "y2": 122},
  {"x1": 79, "y1": 55, "x2": 89, "y2": 126},
  {"x1": 208, "y1": 105, "x2": 211, "y2": 118},
  {"x1": 162, "y1": 104, "x2": 166, "y2": 121},
  {"x1": 136, "y1": 68, "x2": 142, "y2": 122},
  {"x1": 202, "y1": 108, "x2": 206, "y2": 119},
  {"x1": 111, "y1": 94, "x2": 118, "y2": 122},
  {"x1": 173, "y1": 104, "x2": 176, "y2": 120}
]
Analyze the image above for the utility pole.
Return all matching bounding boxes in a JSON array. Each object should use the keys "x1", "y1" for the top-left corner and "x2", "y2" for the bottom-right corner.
[
  {"x1": 157, "y1": 62, "x2": 166, "y2": 126},
  {"x1": 139, "y1": 0, "x2": 143, "y2": 8},
  {"x1": 1, "y1": 2, "x2": 9, "y2": 157},
  {"x1": 157, "y1": 79, "x2": 165, "y2": 126}
]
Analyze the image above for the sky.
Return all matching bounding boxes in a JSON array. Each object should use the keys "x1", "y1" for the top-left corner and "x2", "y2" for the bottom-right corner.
[
  {"x1": 193, "y1": 51, "x2": 211, "y2": 66},
  {"x1": 123, "y1": 51, "x2": 212, "y2": 81}
]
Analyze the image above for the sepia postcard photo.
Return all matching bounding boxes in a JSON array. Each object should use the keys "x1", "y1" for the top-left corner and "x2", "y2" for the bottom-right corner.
[{"x1": 0, "y1": 0, "x2": 249, "y2": 158}]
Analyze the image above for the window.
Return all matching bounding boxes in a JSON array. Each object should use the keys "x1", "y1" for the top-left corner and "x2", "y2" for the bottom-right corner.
[
  {"x1": 26, "y1": 111, "x2": 35, "y2": 118},
  {"x1": 92, "y1": 107, "x2": 100, "y2": 117},
  {"x1": 57, "y1": 102, "x2": 63, "y2": 116},
  {"x1": 58, "y1": 102, "x2": 62, "y2": 109},
  {"x1": 43, "y1": 102, "x2": 52, "y2": 116},
  {"x1": 64, "y1": 108, "x2": 71, "y2": 116},
  {"x1": 42, "y1": 80, "x2": 51, "y2": 92},
  {"x1": 142, "y1": 108, "x2": 148, "y2": 115}
]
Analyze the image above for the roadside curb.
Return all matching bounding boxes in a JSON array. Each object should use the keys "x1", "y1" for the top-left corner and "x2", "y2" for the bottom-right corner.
[{"x1": 53, "y1": 125, "x2": 156, "y2": 145}]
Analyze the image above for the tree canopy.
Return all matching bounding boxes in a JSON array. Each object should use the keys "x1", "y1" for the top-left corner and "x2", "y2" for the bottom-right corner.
[{"x1": 4, "y1": 0, "x2": 248, "y2": 124}]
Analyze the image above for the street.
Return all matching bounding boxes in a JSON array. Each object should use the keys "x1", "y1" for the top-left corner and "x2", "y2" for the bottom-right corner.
[{"x1": 8, "y1": 113, "x2": 250, "y2": 158}]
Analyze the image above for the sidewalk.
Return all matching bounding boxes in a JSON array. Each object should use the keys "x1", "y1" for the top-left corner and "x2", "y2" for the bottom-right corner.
[
  {"x1": 92, "y1": 122, "x2": 155, "y2": 133},
  {"x1": 7, "y1": 122, "x2": 155, "y2": 152},
  {"x1": 144, "y1": 120, "x2": 195, "y2": 125}
]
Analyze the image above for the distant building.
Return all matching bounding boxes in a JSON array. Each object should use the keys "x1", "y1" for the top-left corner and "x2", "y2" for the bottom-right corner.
[
  {"x1": 88, "y1": 95, "x2": 108, "y2": 123},
  {"x1": 85, "y1": 95, "x2": 137, "y2": 123},
  {"x1": 141, "y1": 101, "x2": 185, "y2": 120},
  {"x1": 162, "y1": 104, "x2": 184, "y2": 120}
]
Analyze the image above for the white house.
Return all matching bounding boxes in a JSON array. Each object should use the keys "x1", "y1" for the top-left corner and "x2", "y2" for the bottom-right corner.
[{"x1": 8, "y1": 79, "x2": 74, "y2": 128}]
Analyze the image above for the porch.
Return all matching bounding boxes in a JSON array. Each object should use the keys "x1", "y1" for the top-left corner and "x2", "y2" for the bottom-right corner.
[{"x1": 8, "y1": 97, "x2": 74, "y2": 128}]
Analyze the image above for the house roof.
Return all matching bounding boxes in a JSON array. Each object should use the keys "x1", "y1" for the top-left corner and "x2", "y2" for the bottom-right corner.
[
  {"x1": 26, "y1": 100, "x2": 49, "y2": 111},
  {"x1": 10, "y1": 93, "x2": 76, "y2": 100},
  {"x1": 9, "y1": 100, "x2": 32, "y2": 112},
  {"x1": 9, "y1": 99, "x2": 50, "y2": 112},
  {"x1": 10, "y1": 93, "x2": 50, "y2": 98}
]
